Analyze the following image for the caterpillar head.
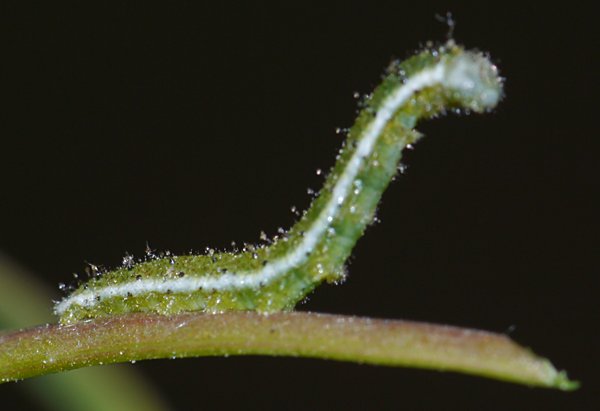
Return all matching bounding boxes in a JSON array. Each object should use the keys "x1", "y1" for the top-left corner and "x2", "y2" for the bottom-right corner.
[{"x1": 442, "y1": 50, "x2": 503, "y2": 112}]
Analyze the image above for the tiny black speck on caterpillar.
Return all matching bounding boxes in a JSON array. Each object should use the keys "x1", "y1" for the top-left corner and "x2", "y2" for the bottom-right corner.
[{"x1": 55, "y1": 40, "x2": 503, "y2": 325}]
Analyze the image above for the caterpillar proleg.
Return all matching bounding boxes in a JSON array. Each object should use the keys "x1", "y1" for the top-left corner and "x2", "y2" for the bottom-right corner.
[{"x1": 56, "y1": 41, "x2": 503, "y2": 324}]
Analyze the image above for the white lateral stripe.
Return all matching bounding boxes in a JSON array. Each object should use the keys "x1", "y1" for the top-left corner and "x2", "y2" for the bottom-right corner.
[{"x1": 55, "y1": 60, "x2": 447, "y2": 315}]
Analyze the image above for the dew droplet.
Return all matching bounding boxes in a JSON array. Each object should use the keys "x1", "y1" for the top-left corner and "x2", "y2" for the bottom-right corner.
[
  {"x1": 353, "y1": 179, "x2": 363, "y2": 195},
  {"x1": 85, "y1": 262, "x2": 101, "y2": 277},
  {"x1": 122, "y1": 254, "x2": 134, "y2": 269}
]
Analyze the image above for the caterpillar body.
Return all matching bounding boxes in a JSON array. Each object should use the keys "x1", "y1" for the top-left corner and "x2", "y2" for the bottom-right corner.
[{"x1": 56, "y1": 42, "x2": 502, "y2": 325}]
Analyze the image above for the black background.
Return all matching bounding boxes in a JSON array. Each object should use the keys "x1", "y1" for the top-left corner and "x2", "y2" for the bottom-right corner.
[{"x1": 1, "y1": 2, "x2": 597, "y2": 410}]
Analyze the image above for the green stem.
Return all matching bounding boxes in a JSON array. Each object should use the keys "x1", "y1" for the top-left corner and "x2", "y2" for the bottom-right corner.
[{"x1": 0, "y1": 312, "x2": 577, "y2": 390}]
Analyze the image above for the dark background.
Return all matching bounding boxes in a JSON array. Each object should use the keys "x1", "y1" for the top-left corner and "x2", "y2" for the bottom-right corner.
[{"x1": 1, "y1": 2, "x2": 597, "y2": 410}]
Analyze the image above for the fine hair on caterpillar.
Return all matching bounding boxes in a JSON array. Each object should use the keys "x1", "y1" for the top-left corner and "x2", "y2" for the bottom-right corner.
[{"x1": 55, "y1": 41, "x2": 503, "y2": 325}]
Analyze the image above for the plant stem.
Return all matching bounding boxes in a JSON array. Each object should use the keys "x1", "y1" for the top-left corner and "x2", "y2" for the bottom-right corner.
[{"x1": 0, "y1": 312, "x2": 576, "y2": 390}]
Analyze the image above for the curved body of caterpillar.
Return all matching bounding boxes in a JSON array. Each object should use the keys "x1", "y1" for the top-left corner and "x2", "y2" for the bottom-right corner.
[{"x1": 56, "y1": 42, "x2": 502, "y2": 324}]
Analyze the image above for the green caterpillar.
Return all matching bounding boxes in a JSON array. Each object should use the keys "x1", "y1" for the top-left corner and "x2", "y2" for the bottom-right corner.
[{"x1": 56, "y1": 41, "x2": 503, "y2": 325}]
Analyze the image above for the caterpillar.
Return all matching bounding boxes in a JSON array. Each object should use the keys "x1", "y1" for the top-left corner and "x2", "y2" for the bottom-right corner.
[{"x1": 55, "y1": 41, "x2": 503, "y2": 325}]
